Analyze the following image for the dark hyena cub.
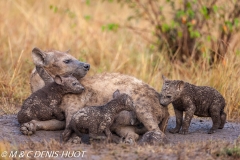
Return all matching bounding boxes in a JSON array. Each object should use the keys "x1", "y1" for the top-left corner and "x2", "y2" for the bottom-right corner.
[
  {"x1": 62, "y1": 90, "x2": 135, "y2": 142},
  {"x1": 159, "y1": 76, "x2": 226, "y2": 134},
  {"x1": 18, "y1": 75, "x2": 84, "y2": 135}
]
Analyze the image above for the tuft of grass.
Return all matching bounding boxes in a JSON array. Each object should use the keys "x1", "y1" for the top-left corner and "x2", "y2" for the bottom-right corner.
[
  {"x1": 224, "y1": 147, "x2": 240, "y2": 157},
  {"x1": 1, "y1": 139, "x2": 240, "y2": 159}
]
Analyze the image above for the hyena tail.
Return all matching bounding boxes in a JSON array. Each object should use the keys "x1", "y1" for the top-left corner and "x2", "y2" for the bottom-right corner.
[{"x1": 219, "y1": 111, "x2": 226, "y2": 129}]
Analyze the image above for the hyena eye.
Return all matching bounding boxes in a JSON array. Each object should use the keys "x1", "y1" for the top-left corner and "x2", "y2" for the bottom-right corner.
[
  {"x1": 72, "y1": 82, "x2": 77, "y2": 86},
  {"x1": 166, "y1": 96, "x2": 171, "y2": 99},
  {"x1": 63, "y1": 59, "x2": 71, "y2": 64}
]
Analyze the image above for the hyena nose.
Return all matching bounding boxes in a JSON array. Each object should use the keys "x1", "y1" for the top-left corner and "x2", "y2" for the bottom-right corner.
[
  {"x1": 81, "y1": 86, "x2": 85, "y2": 91},
  {"x1": 83, "y1": 63, "x2": 90, "y2": 71}
]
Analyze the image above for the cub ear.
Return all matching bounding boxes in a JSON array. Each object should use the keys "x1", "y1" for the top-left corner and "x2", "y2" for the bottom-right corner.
[
  {"x1": 162, "y1": 75, "x2": 168, "y2": 82},
  {"x1": 113, "y1": 89, "x2": 121, "y2": 98},
  {"x1": 65, "y1": 49, "x2": 70, "y2": 54},
  {"x1": 176, "y1": 81, "x2": 184, "y2": 91},
  {"x1": 32, "y1": 47, "x2": 54, "y2": 67},
  {"x1": 54, "y1": 75, "x2": 63, "y2": 85}
]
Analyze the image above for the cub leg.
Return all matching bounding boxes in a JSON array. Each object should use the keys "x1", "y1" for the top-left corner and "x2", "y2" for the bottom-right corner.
[
  {"x1": 180, "y1": 105, "x2": 195, "y2": 135},
  {"x1": 209, "y1": 106, "x2": 221, "y2": 134},
  {"x1": 169, "y1": 108, "x2": 183, "y2": 134},
  {"x1": 104, "y1": 128, "x2": 112, "y2": 142},
  {"x1": 219, "y1": 112, "x2": 226, "y2": 129}
]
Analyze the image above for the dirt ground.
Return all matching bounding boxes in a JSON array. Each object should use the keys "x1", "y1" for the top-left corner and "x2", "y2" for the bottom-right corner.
[{"x1": 0, "y1": 115, "x2": 240, "y2": 159}]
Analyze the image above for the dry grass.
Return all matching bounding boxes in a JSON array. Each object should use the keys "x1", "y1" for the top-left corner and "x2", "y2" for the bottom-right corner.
[{"x1": 1, "y1": 138, "x2": 240, "y2": 159}]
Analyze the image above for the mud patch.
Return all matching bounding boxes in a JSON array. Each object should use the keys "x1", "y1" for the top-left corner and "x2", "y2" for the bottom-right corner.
[
  {"x1": 0, "y1": 115, "x2": 62, "y2": 144},
  {"x1": 166, "y1": 117, "x2": 240, "y2": 143},
  {"x1": 0, "y1": 115, "x2": 240, "y2": 144}
]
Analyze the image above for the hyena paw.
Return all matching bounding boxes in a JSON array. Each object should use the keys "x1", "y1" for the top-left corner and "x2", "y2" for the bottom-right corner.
[
  {"x1": 124, "y1": 133, "x2": 138, "y2": 145},
  {"x1": 71, "y1": 136, "x2": 82, "y2": 144},
  {"x1": 20, "y1": 121, "x2": 37, "y2": 135}
]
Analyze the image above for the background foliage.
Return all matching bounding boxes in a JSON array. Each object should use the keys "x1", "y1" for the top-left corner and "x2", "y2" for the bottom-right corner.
[{"x1": 106, "y1": 0, "x2": 240, "y2": 62}]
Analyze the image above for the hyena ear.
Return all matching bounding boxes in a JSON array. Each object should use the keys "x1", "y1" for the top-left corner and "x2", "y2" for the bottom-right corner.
[
  {"x1": 54, "y1": 75, "x2": 63, "y2": 85},
  {"x1": 113, "y1": 89, "x2": 121, "y2": 98},
  {"x1": 162, "y1": 75, "x2": 168, "y2": 82},
  {"x1": 65, "y1": 49, "x2": 70, "y2": 54},
  {"x1": 176, "y1": 81, "x2": 184, "y2": 91},
  {"x1": 32, "y1": 47, "x2": 53, "y2": 67}
]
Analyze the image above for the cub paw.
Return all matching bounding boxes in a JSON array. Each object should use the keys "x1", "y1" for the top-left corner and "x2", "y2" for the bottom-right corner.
[
  {"x1": 208, "y1": 129, "x2": 216, "y2": 134},
  {"x1": 20, "y1": 121, "x2": 37, "y2": 135},
  {"x1": 124, "y1": 137, "x2": 134, "y2": 144},
  {"x1": 124, "y1": 133, "x2": 138, "y2": 145},
  {"x1": 169, "y1": 128, "x2": 180, "y2": 134},
  {"x1": 61, "y1": 129, "x2": 72, "y2": 142},
  {"x1": 71, "y1": 136, "x2": 82, "y2": 144},
  {"x1": 179, "y1": 129, "x2": 188, "y2": 135}
]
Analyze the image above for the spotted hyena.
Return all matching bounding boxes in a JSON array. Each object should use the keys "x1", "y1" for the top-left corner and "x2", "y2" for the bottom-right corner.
[
  {"x1": 159, "y1": 76, "x2": 226, "y2": 134},
  {"x1": 63, "y1": 90, "x2": 135, "y2": 142},
  {"x1": 23, "y1": 47, "x2": 169, "y2": 144},
  {"x1": 18, "y1": 75, "x2": 84, "y2": 135}
]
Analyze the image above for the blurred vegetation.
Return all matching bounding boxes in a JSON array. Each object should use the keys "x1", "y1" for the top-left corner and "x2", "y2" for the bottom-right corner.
[
  {"x1": 0, "y1": 0, "x2": 239, "y2": 121},
  {"x1": 105, "y1": 0, "x2": 240, "y2": 62}
]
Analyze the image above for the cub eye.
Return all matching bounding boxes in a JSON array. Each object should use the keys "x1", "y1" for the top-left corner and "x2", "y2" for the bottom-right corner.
[
  {"x1": 166, "y1": 96, "x2": 171, "y2": 98},
  {"x1": 63, "y1": 59, "x2": 71, "y2": 64},
  {"x1": 72, "y1": 82, "x2": 77, "y2": 86}
]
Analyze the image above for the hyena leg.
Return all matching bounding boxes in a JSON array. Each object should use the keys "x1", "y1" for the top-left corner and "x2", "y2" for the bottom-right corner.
[
  {"x1": 219, "y1": 112, "x2": 226, "y2": 129},
  {"x1": 136, "y1": 110, "x2": 160, "y2": 132},
  {"x1": 136, "y1": 107, "x2": 167, "y2": 143},
  {"x1": 113, "y1": 126, "x2": 139, "y2": 144},
  {"x1": 36, "y1": 66, "x2": 54, "y2": 85},
  {"x1": 64, "y1": 107, "x2": 78, "y2": 128},
  {"x1": 20, "y1": 119, "x2": 65, "y2": 135},
  {"x1": 158, "y1": 109, "x2": 170, "y2": 133}
]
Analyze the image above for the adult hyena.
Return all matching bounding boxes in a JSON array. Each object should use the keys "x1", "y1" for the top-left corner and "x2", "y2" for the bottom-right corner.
[{"x1": 23, "y1": 47, "x2": 169, "y2": 144}]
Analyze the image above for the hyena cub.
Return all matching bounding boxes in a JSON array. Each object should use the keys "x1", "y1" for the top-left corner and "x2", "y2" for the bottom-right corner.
[
  {"x1": 159, "y1": 76, "x2": 226, "y2": 134},
  {"x1": 18, "y1": 75, "x2": 84, "y2": 135},
  {"x1": 62, "y1": 90, "x2": 135, "y2": 142}
]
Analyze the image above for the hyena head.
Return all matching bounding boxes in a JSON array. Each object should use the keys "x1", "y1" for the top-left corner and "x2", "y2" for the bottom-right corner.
[
  {"x1": 159, "y1": 75, "x2": 185, "y2": 107},
  {"x1": 54, "y1": 75, "x2": 85, "y2": 94},
  {"x1": 112, "y1": 89, "x2": 135, "y2": 111},
  {"x1": 32, "y1": 47, "x2": 90, "y2": 79}
]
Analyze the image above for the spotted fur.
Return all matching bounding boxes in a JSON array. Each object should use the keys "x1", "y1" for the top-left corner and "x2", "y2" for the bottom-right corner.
[
  {"x1": 18, "y1": 75, "x2": 84, "y2": 135},
  {"x1": 159, "y1": 76, "x2": 226, "y2": 134},
  {"x1": 62, "y1": 90, "x2": 135, "y2": 142}
]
